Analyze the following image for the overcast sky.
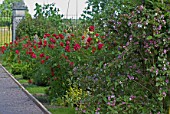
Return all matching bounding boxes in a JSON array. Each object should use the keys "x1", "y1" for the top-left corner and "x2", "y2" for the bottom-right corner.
[{"x1": 0, "y1": 0, "x2": 87, "y2": 18}]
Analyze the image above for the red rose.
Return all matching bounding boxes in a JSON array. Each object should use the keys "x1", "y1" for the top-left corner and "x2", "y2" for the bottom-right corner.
[
  {"x1": 66, "y1": 40, "x2": 70, "y2": 45},
  {"x1": 49, "y1": 44, "x2": 55, "y2": 49},
  {"x1": 15, "y1": 50, "x2": 20, "y2": 54},
  {"x1": 98, "y1": 43, "x2": 104, "y2": 50},
  {"x1": 70, "y1": 62, "x2": 74, "y2": 67},
  {"x1": 44, "y1": 40, "x2": 47, "y2": 45},
  {"x1": 71, "y1": 34, "x2": 74, "y2": 37},
  {"x1": 46, "y1": 56, "x2": 50, "y2": 60},
  {"x1": 60, "y1": 42, "x2": 64, "y2": 47},
  {"x1": 41, "y1": 60, "x2": 45, "y2": 64},
  {"x1": 87, "y1": 37, "x2": 92, "y2": 43},
  {"x1": 31, "y1": 53, "x2": 37, "y2": 58},
  {"x1": 44, "y1": 33, "x2": 50, "y2": 38},
  {"x1": 50, "y1": 38, "x2": 56, "y2": 43},
  {"x1": 33, "y1": 45, "x2": 37, "y2": 49},
  {"x1": 95, "y1": 33, "x2": 99, "y2": 37},
  {"x1": 89, "y1": 26, "x2": 95, "y2": 31},
  {"x1": 74, "y1": 43, "x2": 81, "y2": 51},
  {"x1": 1, "y1": 46, "x2": 6, "y2": 54},
  {"x1": 65, "y1": 45, "x2": 70, "y2": 52},
  {"x1": 59, "y1": 34, "x2": 64, "y2": 39},
  {"x1": 40, "y1": 53, "x2": 45, "y2": 58},
  {"x1": 38, "y1": 40, "x2": 42, "y2": 45},
  {"x1": 92, "y1": 47, "x2": 96, "y2": 53},
  {"x1": 82, "y1": 36, "x2": 85, "y2": 40}
]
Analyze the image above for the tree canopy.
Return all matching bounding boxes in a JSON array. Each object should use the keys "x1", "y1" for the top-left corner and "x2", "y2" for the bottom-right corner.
[{"x1": 0, "y1": 0, "x2": 22, "y2": 15}]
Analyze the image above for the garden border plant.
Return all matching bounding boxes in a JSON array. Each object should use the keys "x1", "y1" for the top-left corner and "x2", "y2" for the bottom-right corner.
[{"x1": 1, "y1": 0, "x2": 170, "y2": 114}]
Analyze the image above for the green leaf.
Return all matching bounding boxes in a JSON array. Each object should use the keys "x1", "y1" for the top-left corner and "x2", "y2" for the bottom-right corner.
[
  {"x1": 103, "y1": 97, "x2": 107, "y2": 102},
  {"x1": 146, "y1": 36, "x2": 153, "y2": 40},
  {"x1": 78, "y1": 56, "x2": 81, "y2": 61},
  {"x1": 99, "y1": 61, "x2": 103, "y2": 68},
  {"x1": 158, "y1": 97, "x2": 163, "y2": 101}
]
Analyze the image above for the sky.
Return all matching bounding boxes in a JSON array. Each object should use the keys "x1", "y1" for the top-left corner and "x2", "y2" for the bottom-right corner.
[{"x1": 0, "y1": 0, "x2": 87, "y2": 18}]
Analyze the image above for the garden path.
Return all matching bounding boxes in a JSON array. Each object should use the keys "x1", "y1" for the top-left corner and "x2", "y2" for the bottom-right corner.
[{"x1": 0, "y1": 65, "x2": 45, "y2": 114}]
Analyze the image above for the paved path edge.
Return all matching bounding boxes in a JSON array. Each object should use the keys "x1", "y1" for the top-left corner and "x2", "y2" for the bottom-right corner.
[{"x1": 0, "y1": 64, "x2": 52, "y2": 114}]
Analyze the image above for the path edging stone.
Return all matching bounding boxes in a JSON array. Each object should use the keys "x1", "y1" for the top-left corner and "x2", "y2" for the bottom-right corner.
[{"x1": 0, "y1": 64, "x2": 51, "y2": 114}]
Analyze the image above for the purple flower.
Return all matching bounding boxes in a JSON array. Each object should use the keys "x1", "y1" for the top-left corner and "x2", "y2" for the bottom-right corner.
[
  {"x1": 165, "y1": 79, "x2": 169, "y2": 83},
  {"x1": 129, "y1": 95, "x2": 136, "y2": 100},
  {"x1": 118, "y1": 55, "x2": 121, "y2": 59},
  {"x1": 127, "y1": 75, "x2": 134, "y2": 80},
  {"x1": 122, "y1": 102, "x2": 126, "y2": 105},
  {"x1": 107, "y1": 102, "x2": 111, "y2": 106},
  {"x1": 163, "y1": 49, "x2": 167, "y2": 54},
  {"x1": 83, "y1": 110, "x2": 86, "y2": 113},
  {"x1": 133, "y1": 64, "x2": 137, "y2": 69},
  {"x1": 108, "y1": 96, "x2": 111, "y2": 101},
  {"x1": 162, "y1": 20, "x2": 166, "y2": 25},
  {"x1": 156, "y1": 69, "x2": 159, "y2": 75},
  {"x1": 75, "y1": 107, "x2": 79, "y2": 110},
  {"x1": 126, "y1": 42, "x2": 130, "y2": 46},
  {"x1": 129, "y1": 66, "x2": 133, "y2": 68},
  {"x1": 139, "y1": 5, "x2": 144, "y2": 11},
  {"x1": 134, "y1": 42, "x2": 139, "y2": 45},
  {"x1": 162, "y1": 92, "x2": 166, "y2": 97},
  {"x1": 128, "y1": 21, "x2": 132, "y2": 26},
  {"x1": 158, "y1": 25, "x2": 162, "y2": 30},
  {"x1": 96, "y1": 108, "x2": 100, "y2": 111},
  {"x1": 136, "y1": 69, "x2": 141, "y2": 74}
]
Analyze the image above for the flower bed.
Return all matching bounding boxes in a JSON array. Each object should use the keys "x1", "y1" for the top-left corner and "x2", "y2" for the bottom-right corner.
[{"x1": 1, "y1": 3, "x2": 170, "y2": 113}]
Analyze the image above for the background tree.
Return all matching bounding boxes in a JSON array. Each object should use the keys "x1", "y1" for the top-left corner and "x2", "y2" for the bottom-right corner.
[{"x1": 0, "y1": 0, "x2": 22, "y2": 16}]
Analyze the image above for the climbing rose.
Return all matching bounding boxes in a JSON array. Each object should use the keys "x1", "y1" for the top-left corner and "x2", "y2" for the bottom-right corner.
[
  {"x1": 46, "y1": 56, "x2": 50, "y2": 60},
  {"x1": 65, "y1": 45, "x2": 70, "y2": 52},
  {"x1": 44, "y1": 40, "x2": 47, "y2": 45},
  {"x1": 60, "y1": 42, "x2": 64, "y2": 47},
  {"x1": 1, "y1": 46, "x2": 6, "y2": 54},
  {"x1": 50, "y1": 38, "x2": 56, "y2": 43},
  {"x1": 59, "y1": 34, "x2": 64, "y2": 39},
  {"x1": 41, "y1": 60, "x2": 45, "y2": 64},
  {"x1": 82, "y1": 36, "x2": 85, "y2": 40},
  {"x1": 71, "y1": 34, "x2": 74, "y2": 37},
  {"x1": 89, "y1": 26, "x2": 95, "y2": 31},
  {"x1": 74, "y1": 43, "x2": 81, "y2": 51},
  {"x1": 92, "y1": 47, "x2": 96, "y2": 53},
  {"x1": 40, "y1": 53, "x2": 45, "y2": 58},
  {"x1": 70, "y1": 62, "x2": 74, "y2": 67},
  {"x1": 66, "y1": 40, "x2": 70, "y2": 45},
  {"x1": 44, "y1": 33, "x2": 50, "y2": 38},
  {"x1": 98, "y1": 43, "x2": 104, "y2": 50},
  {"x1": 95, "y1": 33, "x2": 99, "y2": 37},
  {"x1": 87, "y1": 37, "x2": 92, "y2": 43},
  {"x1": 31, "y1": 53, "x2": 37, "y2": 58},
  {"x1": 15, "y1": 50, "x2": 20, "y2": 54}
]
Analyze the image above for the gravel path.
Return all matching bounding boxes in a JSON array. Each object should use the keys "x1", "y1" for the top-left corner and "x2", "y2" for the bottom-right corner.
[{"x1": 0, "y1": 66, "x2": 45, "y2": 114}]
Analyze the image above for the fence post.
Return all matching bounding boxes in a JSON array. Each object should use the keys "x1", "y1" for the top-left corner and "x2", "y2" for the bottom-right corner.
[{"x1": 12, "y1": 1, "x2": 27, "y2": 42}]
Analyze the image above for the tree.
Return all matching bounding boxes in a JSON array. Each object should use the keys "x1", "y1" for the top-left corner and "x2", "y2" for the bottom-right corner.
[{"x1": 0, "y1": 0, "x2": 22, "y2": 16}]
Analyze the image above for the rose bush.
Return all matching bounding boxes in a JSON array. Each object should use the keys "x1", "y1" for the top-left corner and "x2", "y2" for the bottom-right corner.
[{"x1": 1, "y1": 1, "x2": 170, "y2": 113}]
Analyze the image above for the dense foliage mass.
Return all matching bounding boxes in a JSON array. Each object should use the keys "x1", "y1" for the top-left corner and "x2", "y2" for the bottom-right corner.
[
  {"x1": 1, "y1": 0, "x2": 170, "y2": 113},
  {"x1": 16, "y1": 3, "x2": 63, "y2": 39}
]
